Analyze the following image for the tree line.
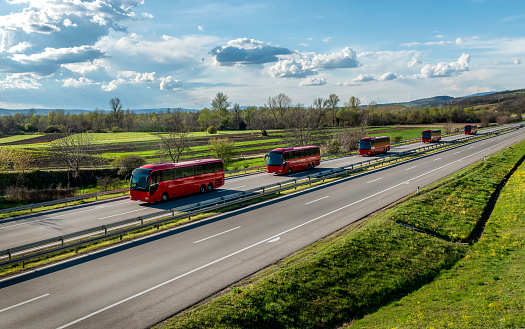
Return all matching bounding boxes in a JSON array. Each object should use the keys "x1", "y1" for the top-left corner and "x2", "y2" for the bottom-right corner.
[{"x1": 0, "y1": 93, "x2": 522, "y2": 137}]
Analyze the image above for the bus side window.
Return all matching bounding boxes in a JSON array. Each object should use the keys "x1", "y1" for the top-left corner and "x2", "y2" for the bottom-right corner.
[
  {"x1": 213, "y1": 161, "x2": 223, "y2": 172},
  {"x1": 194, "y1": 164, "x2": 204, "y2": 175},
  {"x1": 163, "y1": 169, "x2": 175, "y2": 181},
  {"x1": 183, "y1": 166, "x2": 194, "y2": 177},
  {"x1": 150, "y1": 172, "x2": 160, "y2": 186},
  {"x1": 174, "y1": 167, "x2": 184, "y2": 178}
]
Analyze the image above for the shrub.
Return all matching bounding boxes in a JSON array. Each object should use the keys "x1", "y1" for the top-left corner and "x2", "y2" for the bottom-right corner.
[
  {"x1": 393, "y1": 135, "x2": 403, "y2": 143},
  {"x1": 112, "y1": 154, "x2": 147, "y2": 176},
  {"x1": 111, "y1": 126, "x2": 124, "y2": 133},
  {"x1": 5, "y1": 187, "x2": 76, "y2": 203},
  {"x1": 208, "y1": 137, "x2": 236, "y2": 164},
  {"x1": 45, "y1": 125, "x2": 62, "y2": 133},
  {"x1": 207, "y1": 126, "x2": 218, "y2": 134},
  {"x1": 97, "y1": 176, "x2": 121, "y2": 191}
]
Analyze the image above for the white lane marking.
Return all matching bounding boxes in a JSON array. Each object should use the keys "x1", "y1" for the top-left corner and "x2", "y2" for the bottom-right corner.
[
  {"x1": 367, "y1": 178, "x2": 382, "y2": 184},
  {"x1": 0, "y1": 294, "x2": 50, "y2": 313},
  {"x1": 99, "y1": 209, "x2": 146, "y2": 220},
  {"x1": 0, "y1": 202, "x2": 134, "y2": 230},
  {"x1": 454, "y1": 152, "x2": 460, "y2": 154},
  {"x1": 305, "y1": 196, "x2": 330, "y2": 205},
  {"x1": 406, "y1": 166, "x2": 417, "y2": 170},
  {"x1": 267, "y1": 237, "x2": 280, "y2": 243},
  {"x1": 194, "y1": 226, "x2": 241, "y2": 244},
  {"x1": 469, "y1": 147, "x2": 474, "y2": 149},
  {"x1": 56, "y1": 134, "x2": 524, "y2": 329},
  {"x1": 433, "y1": 158, "x2": 442, "y2": 161}
]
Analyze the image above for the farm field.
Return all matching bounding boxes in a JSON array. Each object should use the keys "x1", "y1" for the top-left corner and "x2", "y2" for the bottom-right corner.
[
  {"x1": 154, "y1": 139, "x2": 525, "y2": 329},
  {"x1": 0, "y1": 125, "x2": 448, "y2": 170}
]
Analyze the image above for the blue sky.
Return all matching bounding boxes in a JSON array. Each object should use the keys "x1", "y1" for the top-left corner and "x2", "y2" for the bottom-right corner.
[{"x1": 0, "y1": 0, "x2": 524, "y2": 110}]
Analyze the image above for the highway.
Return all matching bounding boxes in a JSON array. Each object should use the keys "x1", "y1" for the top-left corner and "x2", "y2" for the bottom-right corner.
[
  {"x1": 0, "y1": 123, "x2": 519, "y2": 251},
  {"x1": 0, "y1": 125, "x2": 523, "y2": 329}
]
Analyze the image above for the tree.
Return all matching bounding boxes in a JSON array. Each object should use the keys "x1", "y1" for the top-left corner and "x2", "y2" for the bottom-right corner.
[
  {"x1": 312, "y1": 97, "x2": 329, "y2": 127},
  {"x1": 208, "y1": 137, "x2": 237, "y2": 165},
  {"x1": 110, "y1": 97, "x2": 123, "y2": 127},
  {"x1": 51, "y1": 130, "x2": 97, "y2": 183},
  {"x1": 249, "y1": 108, "x2": 273, "y2": 136},
  {"x1": 282, "y1": 105, "x2": 318, "y2": 146},
  {"x1": 112, "y1": 154, "x2": 146, "y2": 176},
  {"x1": 211, "y1": 92, "x2": 231, "y2": 129},
  {"x1": 266, "y1": 93, "x2": 292, "y2": 127},
  {"x1": 326, "y1": 93, "x2": 340, "y2": 127},
  {"x1": 158, "y1": 131, "x2": 192, "y2": 163}
]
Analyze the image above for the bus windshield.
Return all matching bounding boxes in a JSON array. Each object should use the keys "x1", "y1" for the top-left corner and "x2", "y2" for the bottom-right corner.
[
  {"x1": 359, "y1": 140, "x2": 371, "y2": 150},
  {"x1": 267, "y1": 151, "x2": 284, "y2": 166},
  {"x1": 130, "y1": 168, "x2": 151, "y2": 191},
  {"x1": 422, "y1": 131, "x2": 431, "y2": 138}
]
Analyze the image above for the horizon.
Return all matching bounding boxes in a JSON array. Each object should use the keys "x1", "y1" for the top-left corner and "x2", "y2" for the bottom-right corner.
[{"x1": 1, "y1": 1, "x2": 524, "y2": 111}]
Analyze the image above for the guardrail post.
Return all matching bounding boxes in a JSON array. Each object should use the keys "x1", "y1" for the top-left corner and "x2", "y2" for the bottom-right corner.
[
  {"x1": 279, "y1": 183, "x2": 281, "y2": 194},
  {"x1": 295, "y1": 179, "x2": 297, "y2": 190},
  {"x1": 22, "y1": 261, "x2": 25, "y2": 268},
  {"x1": 60, "y1": 237, "x2": 64, "y2": 246},
  {"x1": 30, "y1": 204, "x2": 33, "y2": 212},
  {"x1": 65, "y1": 198, "x2": 67, "y2": 206},
  {"x1": 103, "y1": 225, "x2": 107, "y2": 235},
  {"x1": 139, "y1": 217, "x2": 143, "y2": 225},
  {"x1": 75, "y1": 246, "x2": 78, "y2": 253},
  {"x1": 7, "y1": 248, "x2": 11, "y2": 260}
]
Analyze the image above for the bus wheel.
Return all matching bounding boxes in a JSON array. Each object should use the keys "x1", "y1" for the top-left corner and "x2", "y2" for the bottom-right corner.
[
  {"x1": 207, "y1": 183, "x2": 214, "y2": 192},
  {"x1": 307, "y1": 164, "x2": 311, "y2": 170},
  {"x1": 288, "y1": 167, "x2": 292, "y2": 174},
  {"x1": 200, "y1": 184, "x2": 206, "y2": 193},
  {"x1": 161, "y1": 192, "x2": 169, "y2": 202}
]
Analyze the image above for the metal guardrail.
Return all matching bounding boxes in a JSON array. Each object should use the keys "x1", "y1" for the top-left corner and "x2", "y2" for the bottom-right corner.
[
  {"x1": 0, "y1": 188, "x2": 130, "y2": 215},
  {"x1": 0, "y1": 126, "x2": 516, "y2": 269}
]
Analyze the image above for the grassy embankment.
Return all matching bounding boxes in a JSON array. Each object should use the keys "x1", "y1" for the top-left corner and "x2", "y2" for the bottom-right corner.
[{"x1": 155, "y1": 139, "x2": 525, "y2": 329}]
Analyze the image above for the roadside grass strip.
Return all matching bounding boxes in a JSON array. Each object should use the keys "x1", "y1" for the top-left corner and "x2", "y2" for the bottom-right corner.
[
  {"x1": 350, "y1": 154, "x2": 525, "y2": 328},
  {"x1": 155, "y1": 140, "x2": 525, "y2": 329}
]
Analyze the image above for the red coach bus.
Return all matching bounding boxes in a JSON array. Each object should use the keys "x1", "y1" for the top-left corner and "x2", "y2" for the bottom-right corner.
[
  {"x1": 358, "y1": 136, "x2": 390, "y2": 156},
  {"x1": 129, "y1": 159, "x2": 224, "y2": 202},
  {"x1": 266, "y1": 146, "x2": 320, "y2": 174},
  {"x1": 421, "y1": 129, "x2": 441, "y2": 143},
  {"x1": 464, "y1": 124, "x2": 477, "y2": 135}
]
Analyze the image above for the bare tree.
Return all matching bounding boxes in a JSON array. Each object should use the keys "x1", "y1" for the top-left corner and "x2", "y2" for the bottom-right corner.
[
  {"x1": 158, "y1": 131, "x2": 192, "y2": 163},
  {"x1": 266, "y1": 93, "x2": 292, "y2": 127},
  {"x1": 326, "y1": 93, "x2": 340, "y2": 127},
  {"x1": 312, "y1": 97, "x2": 330, "y2": 127},
  {"x1": 283, "y1": 105, "x2": 319, "y2": 146},
  {"x1": 51, "y1": 130, "x2": 97, "y2": 183},
  {"x1": 249, "y1": 108, "x2": 273, "y2": 136},
  {"x1": 110, "y1": 97, "x2": 123, "y2": 127}
]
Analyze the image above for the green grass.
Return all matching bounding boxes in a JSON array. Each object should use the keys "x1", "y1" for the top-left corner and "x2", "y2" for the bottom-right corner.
[
  {"x1": 350, "y1": 154, "x2": 525, "y2": 328},
  {"x1": 0, "y1": 134, "x2": 44, "y2": 144},
  {"x1": 154, "y1": 140, "x2": 525, "y2": 329}
]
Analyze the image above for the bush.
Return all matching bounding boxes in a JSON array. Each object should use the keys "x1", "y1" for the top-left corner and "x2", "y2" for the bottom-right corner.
[
  {"x1": 45, "y1": 125, "x2": 62, "y2": 133},
  {"x1": 111, "y1": 126, "x2": 124, "y2": 133},
  {"x1": 207, "y1": 126, "x2": 218, "y2": 134},
  {"x1": 97, "y1": 176, "x2": 121, "y2": 191},
  {"x1": 323, "y1": 139, "x2": 341, "y2": 155},
  {"x1": 5, "y1": 187, "x2": 76, "y2": 203},
  {"x1": 112, "y1": 154, "x2": 147, "y2": 176},
  {"x1": 208, "y1": 137, "x2": 236, "y2": 164},
  {"x1": 393, "y1": 135, "x2": 403, "y2": 143}
]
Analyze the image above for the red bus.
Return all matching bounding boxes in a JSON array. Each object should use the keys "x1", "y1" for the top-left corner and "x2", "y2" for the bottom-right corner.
[
  {"x1": 266, "y1": 146, "x2": 321, "y2": 174},
  {"x1": 129, "y1": 159, "x2": 224, "y2": 202},
  {"x1": 358, "y1": 136, "x2": 390, "y2": 156},
  {"x1": 421, "y1": 129, "x2": 441, "y2": 143},
  {"x1": 464, "y1": 124, "x2": 477, "y2": 135}
]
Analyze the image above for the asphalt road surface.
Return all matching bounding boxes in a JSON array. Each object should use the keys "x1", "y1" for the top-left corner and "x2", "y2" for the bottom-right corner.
[
  {"x1": 0, "y1": 123, "x2": 520, "y2": 251},
  {"x1": 0, "y1": 125, "x2": 523, "y2": 328}
]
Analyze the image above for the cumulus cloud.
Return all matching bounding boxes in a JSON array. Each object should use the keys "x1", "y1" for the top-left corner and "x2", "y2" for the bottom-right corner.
[
  {"x1": 299, "y1": 77, "x2": 327, "y2": 86},
  {"x1": 419, "y1": 53, "x2": 470, "y2": 78},
  {"x1": 511, "y1": 57, "x2": 521, "y2": 65},
  {"x1": 0, "y1": 0, "x2": 142, "y2": 75},
  {"x1": 0, "y1": 73, "x2": 41, "y2": 89},
  {"x1": 62, "y1": 76, "x2": 93, "y2": 87},
  {"x1": 198, "y1": 26, "x2": 204, "y2": 31},
  {"x1": 119, "y1": 71, "x2": 156, "y2": 83},
  {"x1": 378, "y1": 72, "x2": 399, "y2": 81},
  {"x1": 336, "y1": 74, "x2": 375, "y2": 86},
  {"x1": 268, "y1": 47, "x2": 359, "y2": 78},
  {"x1": 210, "y1": 38, "x2": 292, "y2": 66},
  {"x1": 160, "y1": 76, "x2": 183, "y2": 90},
  {"x1": 456, "y1": 38, "x2": 464, "y2": 45},
  {"x1": 101, "y1": 78, "x2": 126, "y2": 91}
]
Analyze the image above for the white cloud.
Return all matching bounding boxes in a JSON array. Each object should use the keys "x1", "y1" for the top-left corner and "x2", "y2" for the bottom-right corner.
[
  {"x1": 299, "y1": 77, "x2": 327, "y2": 86},
  {"x1": 62, "y1": 58, "x2": 105, "y2": 74},
  {"x1": 62, "y1": 76, "x2": 93, "y2": 87},
  {"x1": 511, "y1": 57, "x2": 521, "y2": 65},
  {"x1": 408, "y1": 57, "x2": 422, "y2": 67},
  {"x1": 456, "y1": 38, "x2": 464, "y2": 45},
  {"x1": 378, "y1": 72, "x2": 399, "y2": 81},
  {"x1": 401, "y1": 40, "x2": 453, "y2": 47},
  {"x1": 119, "y1": 71, "x2": 156, "y2": 83},
  {"x1": 7, "y1": 41, "x2": 32, "y2": 53},
  {"x1": 160, "y1": 76, "x2": 183, "y2": 90},
  {"x1": 198, "y1": 26, "x2": 204, "y2": 31},
  {"x1": 322, "y1": 37, "x2": 331, "y2": 42},
  {"x1": 268, "y1": 47, "x2": 359, "y2": 78},
  {"x1": 336, "y1": 74, "x2": 375, "y2": 86},
  {"x1": 0, "y1": 73, "x2": 41, "y2": 89},
  {"x1": 101, "y1": 78, "x2": 126, "y2": 91},
  {"x1": 210, "y1": 37, "x2": 292, "y2": 66},
  {"x1": 419, "y1": 53, "x2": 470, "y2": 78},
  {"x1": 63, "y1": 19, "x2": 77, "y2": 27}
]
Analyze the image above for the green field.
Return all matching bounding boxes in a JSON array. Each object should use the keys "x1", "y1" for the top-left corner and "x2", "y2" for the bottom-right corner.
[{"x1": 155, "y1": 140, "x2": 525, "y2": 329}]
